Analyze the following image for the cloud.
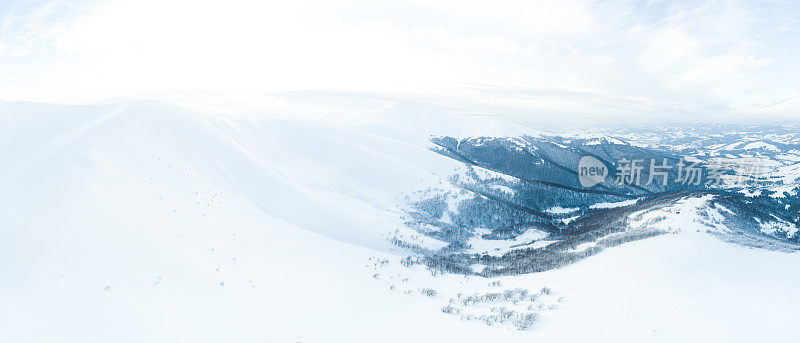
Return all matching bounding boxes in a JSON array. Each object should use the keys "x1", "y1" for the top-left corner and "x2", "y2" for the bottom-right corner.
[{"x1": 0, "y1": 0, "x2": 798, "y2": 122}]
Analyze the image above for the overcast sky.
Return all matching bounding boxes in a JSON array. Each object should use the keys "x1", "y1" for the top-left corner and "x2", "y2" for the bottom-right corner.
[{"x1": 1, "y1": 0, "x2": 799, "y2": 123}]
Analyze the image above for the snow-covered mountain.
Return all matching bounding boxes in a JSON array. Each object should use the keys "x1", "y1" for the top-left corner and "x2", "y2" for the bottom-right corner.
[
  {"x1": 404, "y1": 130, "x2": 800, "y2": 275},
  {"x1": 2, "y1": 101, "x2": 800, "y2": 342}
]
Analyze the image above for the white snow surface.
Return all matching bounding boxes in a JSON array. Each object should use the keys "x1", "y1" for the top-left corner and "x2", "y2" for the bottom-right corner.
[
  {"x1": 742, "y1": 141, "x2": 780, "y2": 151},
  {"x1": 545, "y1": 206, "x2": 579, "y2": 214},
  {"x1": 466, "y1": 228, "x2": 550, "y2": 256},
  {"x1": 589, "y1": 198, "x2": 640, "y2": 209},
  {"x1": 2, "y1": 102, "x2": 800, "y2": 342}
]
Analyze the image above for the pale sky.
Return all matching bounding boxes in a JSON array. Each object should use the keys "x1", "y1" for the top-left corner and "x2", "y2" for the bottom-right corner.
[{"x1": 1, "y1": 0, "x2": 799, "y2": 123}]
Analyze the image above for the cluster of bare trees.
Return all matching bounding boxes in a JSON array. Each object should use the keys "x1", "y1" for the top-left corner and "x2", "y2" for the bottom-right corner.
[{"x1": 439, "y1": 287, "x2": 553, "y2": 331}]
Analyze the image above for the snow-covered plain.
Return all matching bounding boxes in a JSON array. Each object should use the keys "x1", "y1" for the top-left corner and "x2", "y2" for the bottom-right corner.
[{"x1": 2, "y1": 101, "x2": 800, "y2": 342}]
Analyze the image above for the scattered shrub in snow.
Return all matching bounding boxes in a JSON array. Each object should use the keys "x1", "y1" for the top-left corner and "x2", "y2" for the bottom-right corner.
[
  {"x1": 513, "y1": 313, "x2": 539, "y2": 331},
  {"x1": 441, "y1": 304, "x2": 460, "y2": 314},
  {"x1": 400, "y1": 256, "x2": 418, "y2": 267},
  {"x1": 419, "y1": 288, "x2": 438, "y2": 297},
  {"x1": 368, "y1": 257, "x2": 390, "y2": 267}
]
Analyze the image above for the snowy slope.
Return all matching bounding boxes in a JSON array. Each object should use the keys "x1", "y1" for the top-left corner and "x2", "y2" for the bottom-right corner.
[
  {"x1": 2, "y1": 101, "x2": 800, "y2": 342},
  {"x1": 0, "y1": 101, "x2": 463, "y2": 251},
  {"x1": 0, "y1": 101, "x2": 463, "y2": 341}
]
